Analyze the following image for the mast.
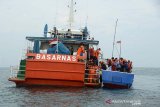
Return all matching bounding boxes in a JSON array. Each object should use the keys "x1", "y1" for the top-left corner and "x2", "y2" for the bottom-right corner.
[
  {"x1": 112, "y1": 19, "x2": 118, "y2": 57},
  {"x1": 56, "y1": 33, "x2": 58, "y2": 54},
  {"x1": 68, "y1": 0, "x2": 76, "y2": 29},
  {"x1": 120, "y1": 41, "x2": 121, "y2": 58}
]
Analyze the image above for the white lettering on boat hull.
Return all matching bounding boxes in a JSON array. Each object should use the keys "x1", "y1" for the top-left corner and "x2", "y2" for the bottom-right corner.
[{"x1": 35, "y1": 54, "x2": 77, "y2": 62}]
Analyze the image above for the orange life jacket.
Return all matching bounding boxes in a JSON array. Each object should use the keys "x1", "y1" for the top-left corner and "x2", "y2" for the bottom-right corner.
[
  {"x1": 95, "y1": 50, "x2": 100, "y2": 59},
  {"x1": 77, "y1": 45, "x2": 84, "y2": 56},
  {"x1": 89, "y1": 48, "x2": 94, "y2": 56}
]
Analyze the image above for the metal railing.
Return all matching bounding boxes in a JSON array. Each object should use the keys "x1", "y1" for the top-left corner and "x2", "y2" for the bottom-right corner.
[
  {"x1": 84, "y1": 70, "x2": 100, "y2": 84},
  {"x1": 10, "y1": 66, "x2": 19, "y2": 78},
  {"x1": 9, "y1": 66, "x2": 25, "y2": 78}
]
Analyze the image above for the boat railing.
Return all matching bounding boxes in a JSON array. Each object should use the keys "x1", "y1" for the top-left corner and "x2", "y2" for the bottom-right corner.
[
  {"x1": 84, "y1": 69, "x2": 100, "y2": 84},
  {"x1": 9, "y1": 65, "x2": 25, "y2": 78},
  {"x1": 10, "y1": 66, "x2": 18, "y2": 78},
  {"x1": 21, "y1": 49, "x2": 28, "y2": 59},
  {"x1": 55, "y1": 33, "x2": 88, "y2": 40}
]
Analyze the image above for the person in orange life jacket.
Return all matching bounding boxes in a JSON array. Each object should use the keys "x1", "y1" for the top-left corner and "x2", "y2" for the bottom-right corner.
[
  {"x1": 95, "y1": 48, "x2": 101, "y2": 59},
  {"x1": 77, "y1": 43, "x2": 85, "y2": 56},
  {"x1": 93, "y1": 49, "x2": 97, "y2": 65},
  {"x1": 127, "y1": 60, "x2": 132, "y2": 73},
  {"x1": 110, "y1": 57, "x2": 116, "y2": 71},
  {"x1": 89, "y1": 47, "x2": 94, "y2": 60},
  {"x1": 94, "y1": 48, "x2": 101, "y2": 65}
]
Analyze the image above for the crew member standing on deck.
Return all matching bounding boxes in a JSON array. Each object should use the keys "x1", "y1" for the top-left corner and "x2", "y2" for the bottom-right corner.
[
  {"x1": 95, "y1": 48, "x2": 101, "y2": 59},
  {"x1": 89, "y1": 47, "x2": 94, "y2": 60},
  {"x1": 94, "y1": 48, "x2": 101, "y2": 65},
  {"x1": 77, "y1": 43, "x2": 85, "y2": 56}
]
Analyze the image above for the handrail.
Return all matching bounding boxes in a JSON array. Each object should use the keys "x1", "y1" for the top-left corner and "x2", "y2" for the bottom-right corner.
[
  {"x1": 84, "y1": 78, "x2": 99, "y2": 80},
  {"x1": 85, "y1": 69, "x2": 99, "y2": 71},
  {"x1": 9, "y1": 65, "x2": 26, "y2": 78},
  {"x1": 10, "y1": 66, "x2": 18, "y2": 78},
  {"x1": 85, "y1": 73, "x2": 99, "y2": 76},
  {"x1": 84, "y1": 70, "x2": 100, "y2": 83}
]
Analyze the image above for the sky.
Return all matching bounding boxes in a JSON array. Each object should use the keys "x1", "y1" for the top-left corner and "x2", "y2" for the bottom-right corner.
[{"x1": 0, "y1": 0, "x2": 160, "y2": 67}]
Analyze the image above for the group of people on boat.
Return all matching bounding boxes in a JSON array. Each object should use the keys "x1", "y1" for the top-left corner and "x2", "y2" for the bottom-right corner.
[
  {"x1": 98, "y1": 58, "x2": 132, "y2": 73},
  {"x1": 85, "y1": 57, "x2": 132, "y2": 84},
  {"x1": 106, "y1": 57, "x2": 133, "y2": 73},
  {"x1": 89, "y1": 47, "x2": 101, "y2": 65},
  {"x1": 75, "y1": 43, "x2": 133, "y2": 73}
]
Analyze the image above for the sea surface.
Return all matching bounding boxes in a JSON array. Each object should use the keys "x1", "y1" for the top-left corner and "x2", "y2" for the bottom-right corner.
[{"x1": 0, "y1": 67, "x2": 160, "y2": 107}]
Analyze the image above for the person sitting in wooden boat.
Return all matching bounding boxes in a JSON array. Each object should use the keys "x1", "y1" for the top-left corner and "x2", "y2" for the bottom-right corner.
[
  {"x1": 111, "y1": 59, "x2": 117, "y2": 71},
  {"x1": 119, "y1": 58, "x2": 133, "y2": 73},
  {"x1": 106, "y1": 59, "x2": 112, "y2": 70},
  {"x1": 127, "y1": 60, "x2": 133, "y2": 73},
  {"x1": 115, "y1": 58, "x2": 121, "y2": 71},
  {"x1": 123, "y1": 59, "x2": 129, "y2": 72},
  {"x1": 105, "y1": 57, "x2": 133, "y2": 73},
  {"x1": 119, "y1": 57, "x2": 124, "y2": 72}
]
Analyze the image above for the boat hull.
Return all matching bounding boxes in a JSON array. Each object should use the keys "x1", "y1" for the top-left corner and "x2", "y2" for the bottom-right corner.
[
  {"x1": 103, "y1": 83, "x2": 132, "y2": 89},
  {"x1": 102, "y1": 70, "x2": 134, "y2": 89},
  {"x1": 9, "y1": 55, "x2": 86, "y2": 87},
  {"x1": 9, "y1": 78, "x2": 84, "y2": 87}
]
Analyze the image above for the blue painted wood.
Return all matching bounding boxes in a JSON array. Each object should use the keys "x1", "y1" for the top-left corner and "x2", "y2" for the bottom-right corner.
[{"x1": 102, "y1": 70, "x2": 134, "y2": 88}]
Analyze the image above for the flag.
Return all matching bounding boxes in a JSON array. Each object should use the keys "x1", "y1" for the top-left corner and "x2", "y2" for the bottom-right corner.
[
  {"x1": 49, "y1": 38, "x2": 59, "y2": 45},
  {"x1": 117, "y1": 41, "x2": 121, "y2": 43}
]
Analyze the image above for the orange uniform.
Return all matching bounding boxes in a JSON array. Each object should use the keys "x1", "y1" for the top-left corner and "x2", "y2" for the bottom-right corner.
[
  {"x1": 95, "y1": 49, "x2": 100, "y2": 59},
  {"x1": 77, "y1": 45, "x2": 84, "y2": 56},
  {"x1": 89, "y1": 48, "x2": 94, "y2": 56}
]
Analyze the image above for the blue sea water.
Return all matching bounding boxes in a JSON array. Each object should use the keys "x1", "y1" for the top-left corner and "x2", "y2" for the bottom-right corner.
[{"x1": 0, "y1": 67, "x2": 160, "y2": 107}]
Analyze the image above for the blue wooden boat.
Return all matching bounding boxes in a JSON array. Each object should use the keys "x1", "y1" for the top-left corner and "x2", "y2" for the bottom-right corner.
[{"x1": 102, "y1": 70, "x2": 134, "y2": 89}]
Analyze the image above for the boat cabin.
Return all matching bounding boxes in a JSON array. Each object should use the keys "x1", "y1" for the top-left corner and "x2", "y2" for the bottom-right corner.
[{"x1": 25, "y1": 27, "x2": 99, "y2": 61}]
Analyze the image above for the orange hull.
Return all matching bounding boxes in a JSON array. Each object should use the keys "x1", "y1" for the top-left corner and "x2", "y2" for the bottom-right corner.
[
  {"x1": 9, "y1": 78, "x2": 84, "y2": 87},
  {"x1": 9, "y1": 54, "x2": 86, "y2": 87}
]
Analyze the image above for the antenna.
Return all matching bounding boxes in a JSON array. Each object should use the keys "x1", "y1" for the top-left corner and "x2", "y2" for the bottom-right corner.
[
  {"x1": 112, "y1": 19, "x2": 118, "y2": 57},
  {"x1": 44, "y1": 24, "x2": 48, "y2": 38},
  {"x1": 68, "y1": 0, "x2": 76, "y2": 29},
  {"x1": 54, "y1": 0, "x2": 58, "y2": 27},
  {"x1": 116, "y1": 40, "x2": 122, "y2": 58},
  {"x1": 85, "y1": 0, "x2": 89, "y2": 26}
]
